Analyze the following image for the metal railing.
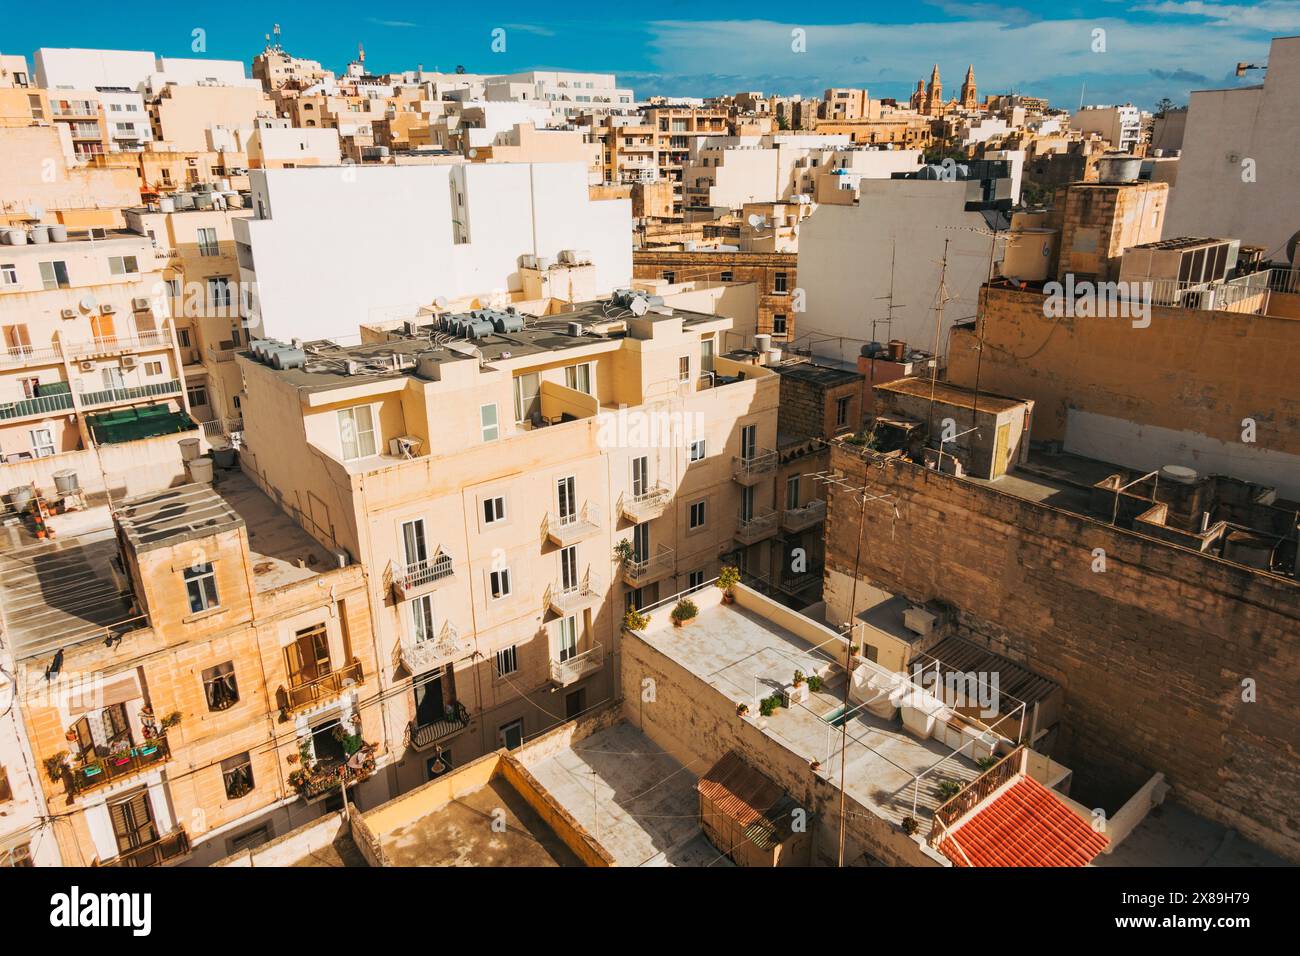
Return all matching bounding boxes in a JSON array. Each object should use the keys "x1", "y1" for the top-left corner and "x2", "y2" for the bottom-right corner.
[
  {"x1": 549, "y1": 642, "x2": 604, "y2": 685},
  {"x1": 400, "y1": 621, "x2": 471, "y2": 673},
  {"x1": 928, "y1": 745, "x2": 1025, "y2": 847},
  {"x1": 96, "y1": 828, "x2": 189, "y2": 868},
  {"x1": 65, "y1": 331, "x2": 173, "y2": 360},
  {"x1": 391, "y1": 552, "x2": 455, "y2": 599},
  {"x1": 781, "y1": 498, "x2": 827, "y2": 531},
  {"x1": 0, "y1": 391, "x2": 75, "y2": 420},
  {"x1": 68, "y1": 737, "x2": 172, "y2": 796},
  {"x1": 736, "y1": 509, "x2": 779, "y2": 543},
  {"x1": 619, "y1": 484, "x2": 671, "y2": 521},
  {"x1": 278, "y1": 658, "x2": 364, "y2": 718},
  {"x1": 623, "y1": 545, "x2": 675, "y2": 584},
  {"x1": 546, "y1": 571, "x2": 603, "y2": 613},
  {"x1": 732, "y1": 448, "x2": 778, "y2": 482},
  {"x1": 0, "y1": 344, "x2": 64, "y2": 368},
  {"x1": 409, "y1": 701, "x2": 470, "y2": 750},
  {"x1": 78, "y1": 379, "x2": 181, "y2": 409},
  {"x1": 545, "y1": 502, "x2": 601, "y2": 543}
]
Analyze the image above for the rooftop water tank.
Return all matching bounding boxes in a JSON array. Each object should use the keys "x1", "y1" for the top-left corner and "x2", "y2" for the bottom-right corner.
[
  {"x1": 52, "y1": 470, "x2": 80, "y2": 495},
  {"x1": 28, "y1": 225, "x2": 49, "y2": 244},
  {"x1": 271, "y1": 347, "x2": 306, "y2": 370},
  {"x1": 465, "y1": 319, "x2": 495, "y2": 339},
  {"x1": 48, "y1": 225, "x2": 68, "y2": 242},
  {"x1": 1160, "y1": 464, "x2": 1199, "y2": 485},
  {"x1": 492, "y1": 314, "x2": 525, "y2": 333},
  {"x1": 1097, "y1": 154, "x2": 1142, "y2": 184},
  {"x1": 159, "y1": 197, "x2": 176, "y2": 213},
  {"x1": 174, "y1": 193, "x2": 195, "y2": 210}
]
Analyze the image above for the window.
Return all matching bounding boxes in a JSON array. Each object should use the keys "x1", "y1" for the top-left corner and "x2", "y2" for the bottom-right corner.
[
  {"x1": 207, "y1": 276, "x2": 232, "y2": 310},
  {"x1": 489, "y1": 567, "x2": 512, "y2": 600},
  {"x1": 183, "y1": 563, "x2": 219, "y2": 613},
  {"x1": 557, "y1": 615, "x2": 578, "y2": 662},
  {"x1": 689, "y1": 500, "x2": 706, "y2": 530},
  {"x1": 165, "y1": 277, "x2": 181, "y2": 298},
  {"x1": 176, "y1": 328, "x2": 191, "y2": 348},
  {"x1": 285, "y1": 624, "x2": 331, "y2": 687},
  {"x1": 688, "y1": 569, "x2": 705, "y2": 589},
  {"x1": 500, "y1": 719, "x2": 524, "y2": 750},
  {"x1": 679, "y1": 356, "x2": 691, "y2": 383},
  {"x1": 483, "y1": 495, "x2": 506, "y2": 525},
  {"x1": 773, "y1": 314, "x2": 788, "y2": 335},
  {"x1": 143, "y1": 361, "x2": 162, "y2": 376},
  {"x1": 513, "y1": 372, "x2": 540, "y2": 423},
  {"x1": 197, "y1": 227, "x2": 219, "y2": 257},
  {"x1": 30, "y1": 427, "x2": 56, "y2": 458},
  {"x1": 689, "y1": 439, "x2": 706, "y2": 462},
  {"x1": 786, "y1": 475, "x2": 801, "y2": 510},
  {"x1": 108, "y1": 255, "x2": 139, "y2": 276},
  {"x1": 564, "y1": 362, "x2": 593, "y2": 394},
  {"x1": 227, "y1": 825, "x2": 271, "y2": 854},
  {"x1": 701, "y1": 337, "x2": 715, "y2": 373},
  {"x1": 662, "y1": 270, "x2": 676, "y2": 284},
  {"x1": 39, "y1": 260, "x2": 70, "y2": 290},
  {"x1": 495, "y1": 645, "x2": 518, "y2": 676},
  {"x1": 836, "y1": 395, "x2": 851, "y2": 428},
  {"x1": 338, "y1": 405, "x2": 377, "y2": 460},
  {"x1": 480, "y1": 403, "x2": 499, "y2": 442},
  {"x1": 774, "y1": 272, "x2": 789, "y2": 293},
  {"x1": 720, "y1": 270, "x2": 733, "y2": 282},
  {"x1": 203, "y1": 662, "x2": 239, "y2": 711},
  {"x1": 221, "y1": 753, "x2": 254, "y2": 800},
  {"x1": 410, "y1": 594, "x2": 435, "y2": 642},
  {"x1": 0, "y1": 264, "x2": 16, "y2": 287}
]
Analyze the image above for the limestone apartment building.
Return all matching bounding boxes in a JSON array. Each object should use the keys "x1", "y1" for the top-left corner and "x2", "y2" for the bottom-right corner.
[{"x1": 235, "y1": 295, "x2": 780, "y2": 792}]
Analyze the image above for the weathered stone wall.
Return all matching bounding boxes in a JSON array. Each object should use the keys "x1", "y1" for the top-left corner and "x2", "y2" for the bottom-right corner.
[
  {"x1": 633, "y1": 250, "x2": 798, "y2": 342},
  {"x1": 823, "y1": 443, "x2": 1300, "y2": 861}
]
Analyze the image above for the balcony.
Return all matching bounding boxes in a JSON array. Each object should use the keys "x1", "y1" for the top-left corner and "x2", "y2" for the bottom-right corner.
[
  {"x1": 389, "y1": 551, "x2": 455, "y2": 601},
  {"x1": 0, "y1": 344, "x2": 64, "y2": 369},
  {"x1": 79, "y1": 379, "x2": 182, "y2": 410},
  {"x1": 622, "y1": 545, "x2": 675, "y2": 587},
  {"x1": 399, "y1": 622, "x2": 473, "y2": 674},
  {"x1": 408, "y1": 701, "x2": 470, "y2": 751},
  {"x1": 546, "y1": 571, "x2": 603, "y2": 617},
  {"x1": 65, "y1": 331, "x2": 173, "y2": 361},
  {"x1": 95, "y1": 827, "x2": 190, "y2": 868},
  {"x1": 780, "y1": 564, "x2": 824, "y2": 594},
  {"x1": 781, "y1": 498, "x2": 827, "y2": 533},
  {"x1": 549, "y1": 643, "x2": 604, "y2": 687},
  {"x1": 735, "y1": 509, "x2": 779, "y2": 546},
  {"x1": 293, "y1": 747, "x2": 377, "y2": 801},
  {"x1": 277, "y1": 658, "x2": 365, "y2": 720},
  {"x1": 732, "y1": 449, "x2": 778, "y2": 485},
  {"x1": 545, "y1": 503, "x2": 601, "y2": 547},
  {"x1": 67, "y1": 737, "x2": 172, "y2": 797},
  {"x1": 619, "y1": 484, "x2": 671, "y2": 523},
  {"x1": 0, "y1": 391, "x2": 74, "y2": 421}
]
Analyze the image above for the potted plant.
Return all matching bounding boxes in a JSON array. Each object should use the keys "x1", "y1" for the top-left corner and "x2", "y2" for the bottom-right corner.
[
  {"x1": 736, "y1": 702, "x2": 749, "y2": 718},
  {"x1": 670, "y1": 598, "x2": 698, "y2": 627},
  {"x1": 976, "y1": 755, "x2": 999, "y2": 772},
  {"x1": 809, "y1": 759, "x2": 822, "y2": 772},
  {"x1": 43, "y1": 752, "x2": 69, "y2": 784},
  {"x1": 159, "y1": 711, "x2": 183, "y2": 734},
  {"x1": 807, "y1": 674, "x2": 824, "y2": 693},
  {"x1": 613, "y1": 539, "x2": 635, "y2": 563},
  {"x1": 759, "y1": 695, "x2": 779, "y2": 718},
  {"x1": 716, "y1": 565, "x2": 740, "y2": 604},
  {"x1": 785, "y1": 670, "x2": 809, "y2": 705},
  {"x1": 901, "y1": 816, "x2": 920, "y2": 836},
  {"x1": 793, "y1": 670, "x2": 805, "y2": 687},
  {"x1": 938, "y1": 779, "x2": 964, "y2": 801},
  {"x1": 624, "y1": 608, "x2": 650, "y2": 632}
]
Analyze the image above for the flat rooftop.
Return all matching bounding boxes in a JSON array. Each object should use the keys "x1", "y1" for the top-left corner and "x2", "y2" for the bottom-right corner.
[
  {"x1": 523, "y1": 721, "x2": 727, "y2": 867},
  {"x1": 875, "y1": 376, "x2": 1028, "y2": 414},
  {"x1": 1095, "y1": 802, "x2": 1288, "y2": 867},
  {"x1": 0, "y1": 470, "x2": 335, "y2": 661},
  {"x1": 773, "y1": 361, "x2": 863, "y2": 388},
  {"x1": 632, "y1": 592, "x2": 984, "y2": 826}
]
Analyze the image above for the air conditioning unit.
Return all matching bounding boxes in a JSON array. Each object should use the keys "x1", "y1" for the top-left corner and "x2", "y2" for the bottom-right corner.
[
  {"x1": 78, "y1": 359, "x2": 95, "y2": 372},
  {"x1": 120, "y1": 354, "x2": 137, "y2": 370},
  {"x1": 99, "y1": 303, "x2": 116, "y2": 315},
  {"x1": 132, "y1": 297, "x2": 152, "y2": 312},
  {"x1": 60, "y1": 308, "x2": 77, "y2": 319},
  {"x1": 389, "y1": 436, "x2": 422, "y2": 458}
]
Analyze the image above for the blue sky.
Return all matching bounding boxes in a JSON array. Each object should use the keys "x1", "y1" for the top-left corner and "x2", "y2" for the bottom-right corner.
[{"x1": 3, "y1": 1, "x2": 1294, "y2": 109}]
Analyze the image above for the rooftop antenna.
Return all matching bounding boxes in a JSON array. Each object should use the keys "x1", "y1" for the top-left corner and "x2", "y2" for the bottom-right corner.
[
  {"x1": 925, "y1": 239, "x2": 952, "y2": 437},
  {"x1": 1077, "y1": 82, "x2": 1086, "y2": 112}
]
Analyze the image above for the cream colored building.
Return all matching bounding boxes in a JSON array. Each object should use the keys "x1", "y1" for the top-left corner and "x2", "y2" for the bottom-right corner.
[
  {"x1": 235, "y1": 293, "x2": 780, "y2": 789},
  {"x1": 149, "y1": 85, "x2": 275, "y2": 152},
  {"x1": 0, "y1": 125, "x2": 140, "y2": 227}
]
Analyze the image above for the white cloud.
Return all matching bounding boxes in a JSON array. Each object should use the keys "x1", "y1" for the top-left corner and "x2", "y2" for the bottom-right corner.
[{"x1": 1131, "y1": 1, "x2": 1300, "y2": 33}]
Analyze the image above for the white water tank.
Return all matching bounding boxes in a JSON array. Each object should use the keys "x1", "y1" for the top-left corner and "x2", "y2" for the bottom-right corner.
[
  {"x1": 755, "y1": 333, "x2": 772, "y2": 353},
  {"x1": 178, "y1": 437, "x2": 201, "y2": 461},
  {"x1": 187, "y1": 457, "x2": 214, "y2": 484},
  {"x1": 159, "y1": 197, "x2": 175, "y2": 213}
]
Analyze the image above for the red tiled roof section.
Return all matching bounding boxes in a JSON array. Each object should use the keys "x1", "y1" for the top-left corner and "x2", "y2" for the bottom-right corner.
[{"x1": 939, "y1": 776, "x2": 1109, "y2": 867}]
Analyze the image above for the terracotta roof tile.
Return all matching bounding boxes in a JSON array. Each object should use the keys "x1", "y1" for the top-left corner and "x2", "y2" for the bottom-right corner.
[{"x1": 939, "y1": 776, "x2": 1108, "y2": 867}]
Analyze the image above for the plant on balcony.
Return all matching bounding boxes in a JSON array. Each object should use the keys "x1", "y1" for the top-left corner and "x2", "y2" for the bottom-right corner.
[
  {"x1": 717, "y1": 565, "x2": 740, "y2": 603},
  {"x1": 670, "y1": 598, "x2": 698, "y2": 627},
  {"x1": 159, "y1": 711, "x2": 183, "y2": 733},
  {"x1": 624, "y1": 608, "x2": 651, "y2": 631},
  {"x1": 938, "y1": 779, "x2": 964, "y2": 801},
  {"x1": 613, "y1": 539, "x2": 636, "y2": 563},
  {"x1": 976, "y1": 755, "x2": 999, "y2": 772},
  {"x1": 43, "y1": 752, "x2": 70, "y2": 784},
  {"x1": 901, "y1": 816, "x2": 920, "y2": 836},
  {"x1": 807, "y1": 674, "x2": 824, "y2": 692},
  {"x1": 793, "y1": 669, "x2": 805, "y2": 687},
  {"x1": 736, "y1": 702, "x2": 749, "y2": 717}
]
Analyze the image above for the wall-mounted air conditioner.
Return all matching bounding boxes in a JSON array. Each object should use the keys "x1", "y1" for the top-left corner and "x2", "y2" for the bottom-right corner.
[
  {"x1": 60, "y1": 308, "x2": 76, "y2": 319},
  {"x1": 120, "y1": 354, "x2": 137, "y2": 370},
  {"x1": 132, "y1": 297, "x2": 152, "y2": 312},
  {"x1": 78, "y1": 359, "x2": 95, "y2": 372},
  {"x1": 99, "y1": 303, "x2": 116, "y2": 315}
]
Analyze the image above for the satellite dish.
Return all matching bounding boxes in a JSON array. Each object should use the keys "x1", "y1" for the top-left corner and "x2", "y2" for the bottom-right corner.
[
  {"x1": 747, "y1": 213, "x2": 767, "y2": 229},
  {"x1": 79, "y1": 294, "x2": 97, "y2": 312},
  {"x1": 1286, "y1": 229, "x2": 1300, "y2": 267},
  {"x1": 630, "y1": 296, "x2": 649, "y2": 316}
]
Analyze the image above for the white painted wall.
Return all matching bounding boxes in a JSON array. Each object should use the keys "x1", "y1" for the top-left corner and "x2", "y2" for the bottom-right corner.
[
  {"x1": 34, "y1": 48, "x2": 252, "y2": 93},
  {"x1": 239, "y1": 162, "x2": 631, "y2": 341},
  {"x1": 1164, "y1": 36, "x2": 1300, "y2": 258},
  {"x1": 0, "y1": 682, "x2": 62, "y2": 865},
  {"x1": 796, "y1": 179, "x2": 1003, "y2": 364},
  {"x1": 1064, "y1": 409, "x2": 1300, "y2": 500}
]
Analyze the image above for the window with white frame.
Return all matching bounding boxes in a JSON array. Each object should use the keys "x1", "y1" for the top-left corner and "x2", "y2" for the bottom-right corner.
[
  {"x1": 678, "y1": 356, "x2": 690, "y2": 383},
  {"x1": 483, "y1": 496, "x2": 506, "y2": 525},
  {"x1": 689, "y1": 439, "x2": 706, "y2": 462},
  {"x1": 495, "y1": 645, "x2": 518, "y2": 676},
  {"x1": 410, "y1": 594, "x2": 435, "y2": 642},
  {"x1": 108, "y1": 255, "x2": 139, "y2": 276},
  {"x1": 557, "y1": 615, "x2": 578, "y2": 662},
  {"x1": 689, "y1": 499, "x2": 706, "y2": 530},
  {"x1": 207, "y1": 276, "x2": 232, "y2": 310},
  {"x1": 39, "y1": 261, "x2": 70, "y2": 290},
  {"x1": 197, "y1": 227, "x2": 219, "y2": 257},
  {"x1": 480, "y1": 403, "x2": 499, "y2": 442},
  {"x1": 30, "y1": 427, "x2": 55, "y2": 458},
  {"x1": 1, "y1": 264, "x2": 16, "y2": 287},
  {"x1": 564, "y1": 362, "x2": 593, "y2": 394},
  {"x1": 489, "y1": 567, "x2": 512, "y2": 600},
  {"x1": 338, "y1": 405, "x2": 377, "y2": 460},
  {"x1": 144, "y1": 361, "x2": 162, "y2": 375},
  {"x1": 183, "y1": 563, "x2": 219, "y2": 613}
]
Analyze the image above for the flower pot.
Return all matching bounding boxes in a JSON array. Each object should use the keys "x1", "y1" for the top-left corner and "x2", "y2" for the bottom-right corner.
[{"x1": 721, "y1": 591, "x2": 735, "y2": 605}]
